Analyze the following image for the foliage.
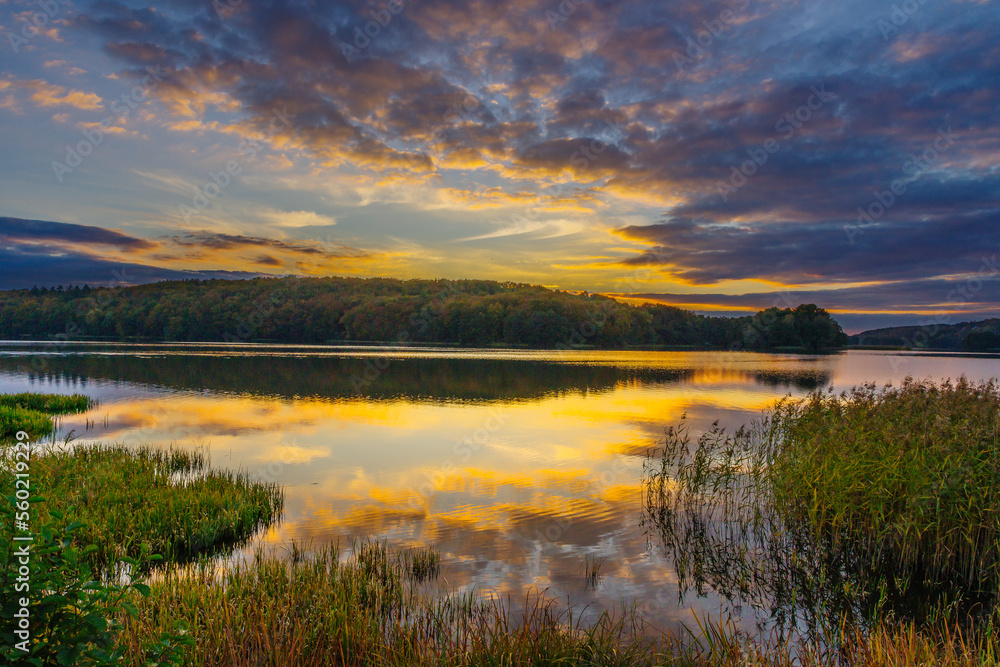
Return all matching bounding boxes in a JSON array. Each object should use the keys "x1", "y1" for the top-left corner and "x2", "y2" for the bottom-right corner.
[
  {"x1": 849, "y1": 317, "x2": 1000, "y2": 350},
  {"x1": 963, "y1": 329, "x2": 1000, "y2": 352},
  {"x1": 0, "y1": 491, "x2": 192, "y2": 665},
  {"x1": 0, "y1": 276, "x2": 847, "y2": 351}
]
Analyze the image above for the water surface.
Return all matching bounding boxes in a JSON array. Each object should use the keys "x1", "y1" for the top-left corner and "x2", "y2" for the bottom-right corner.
[{"x1": 2, "y1": 343, "x2": 998, "y2": 633}]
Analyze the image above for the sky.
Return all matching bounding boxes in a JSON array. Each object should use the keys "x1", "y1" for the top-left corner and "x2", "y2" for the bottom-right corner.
[{"x1": 0, "y1": 0, "x2": 997, "y2": 333}]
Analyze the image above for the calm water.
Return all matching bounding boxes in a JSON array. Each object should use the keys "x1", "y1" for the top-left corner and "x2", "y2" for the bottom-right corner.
[{"x1": 2, "y1": 343, "x2": 999, "y2": 634}]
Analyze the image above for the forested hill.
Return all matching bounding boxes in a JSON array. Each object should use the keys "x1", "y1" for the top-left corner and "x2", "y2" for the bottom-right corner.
[
  {"x1": 849, "y1": 318, "x2": 1000, "y2": 351},
  {"x1": 0, "y1": 277, "x2": 847, "y2": 351}
]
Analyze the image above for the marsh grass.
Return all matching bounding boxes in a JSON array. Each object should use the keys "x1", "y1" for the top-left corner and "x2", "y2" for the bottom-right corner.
[
  {"x1": 116, "y1": 540, "x2": 673, "y2": 667},
  {"x1": 583, "y1": 554, "x2": 606, "y2": 588},
  {"x1": 0, "y1": 442, "x2": 283, "y2": 575},
  {"x1": 0, "y1": 392, "x2": 94, "y2": 439},
  {"x1": 405, "y1": 545, "x2": 442, "y2": 582},
  {"x1": 0, "y1": 392, "x2": 95, "y2": 414},
  {"x1": 113, "y1": 539, "x2": 1000, "y2": 666},
  {"x1": 643, "y1": 377, "x2": 1000, "y2": 643}
]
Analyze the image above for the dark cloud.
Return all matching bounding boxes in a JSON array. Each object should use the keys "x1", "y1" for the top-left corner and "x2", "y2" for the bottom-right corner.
[
  {"x1": 169, "y1": 231, "x2": 373, "y2": 259},
  {"x1": 0, "y1": 246, "x2": 266, "y2": 291},
  {"x1": 14, "y1": 0, "x2": 999, "y2": 319},
  {"x1": 0, "y1": 217, "x2": 157, "y2": 251}
]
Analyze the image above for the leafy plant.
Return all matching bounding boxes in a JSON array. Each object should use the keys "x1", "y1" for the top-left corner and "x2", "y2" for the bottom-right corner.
[{"x1": 0, "y1": 504, "x2": 192, "y2": 666}]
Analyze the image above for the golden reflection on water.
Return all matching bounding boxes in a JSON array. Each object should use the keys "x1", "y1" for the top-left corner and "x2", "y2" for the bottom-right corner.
[{"x1": 5, "y1": 347, "x2": 1000, "y2": 632}]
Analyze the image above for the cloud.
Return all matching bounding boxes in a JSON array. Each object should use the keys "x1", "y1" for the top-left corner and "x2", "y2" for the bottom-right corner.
[
  {"x1": 0, "y1": 217, "x2": 157, "y2": 250},
  {"x1": 0, "y1": 245, "x2": 267, "y2": 290},
  {"x1": 168, "y1": 231, "x2": 370, "y2": 259},
  {"x1": 7, "y1": 78, "x2": 103, "y2": 110},
  {"x1": 2, "y1": 0, "x2": 999, "y2": 324}
]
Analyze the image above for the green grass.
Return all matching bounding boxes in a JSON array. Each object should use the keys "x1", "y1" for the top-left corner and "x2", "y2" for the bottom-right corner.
[
  {"x1": 771, "y1": 378, "x2": 1000, "y2": 598},
  {"x1": 0, "y1": 392, "x2": 95, "y2": 414},
  {"x1": 0, "y1": 392, "x2": 95, "y2": 439},
  {"x1": 0, "y1": 443, "x2": 283, "y2": 574},
  {"x1": 644, "y1": 377, "x2": 1000, "y2": 640}
]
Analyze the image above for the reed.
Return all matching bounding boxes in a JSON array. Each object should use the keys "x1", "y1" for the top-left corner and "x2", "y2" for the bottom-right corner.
[
  {"x1": 643, "y1": 377, "x2": 1000, "y2": 645},
  {"x1": 583, "y1": 554, "x2": 606, "y2": 588},
  {"x1": 115, "y1": 540, "x2": 676, "y2": 667}
]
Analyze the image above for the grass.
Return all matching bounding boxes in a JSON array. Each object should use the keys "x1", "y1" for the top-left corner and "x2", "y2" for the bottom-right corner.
[
  {"x1": 114, "y1": 540, "x2": 673, "y2": 667},
  {"x1": 112, "y1": 540, "x2": 1000, "y2": 666},
  {"x1": 0, "y1": 443, "x2": 284, "y2": 574},
  {"x1": 0, "y1": 391, "x2": 94, "y2": 439},
  {"x1": 771, "y1": 378, "x2": 1000, "y2": 594},
  {"x1": 643, "y1": 377, "x2": 1000, "y2": 656},
  {"x1": 0, "y1": 392, "x2": 95, "y2": 414},
  {"x1": 583, "y1": 554, "x2": 606, "y2": 589}
]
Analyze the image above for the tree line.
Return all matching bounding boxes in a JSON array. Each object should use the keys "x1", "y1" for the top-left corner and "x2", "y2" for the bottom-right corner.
[
  {"x1": 848, "y1": 318, "x2": 1000, "y2": 351},
  {"x1": 0, "y1": 277, "x2": 847, "y2": 351}
]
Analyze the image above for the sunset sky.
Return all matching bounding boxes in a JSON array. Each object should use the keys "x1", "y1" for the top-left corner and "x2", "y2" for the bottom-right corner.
[{"x1": 1, "y1": 0, "x2": 998, "y2": 332}]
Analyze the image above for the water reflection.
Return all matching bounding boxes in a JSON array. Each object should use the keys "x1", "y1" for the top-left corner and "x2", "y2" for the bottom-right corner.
[
  {"x1": 0, "y1": 344, "x2": 832, "y2": 401},
  {"x1": 1, "y1": 344, "x2": 998, "y2": 636}
]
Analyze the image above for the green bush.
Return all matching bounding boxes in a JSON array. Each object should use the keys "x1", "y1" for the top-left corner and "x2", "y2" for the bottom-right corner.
[{"x1": 0, "y1": 506, "x2": 192, "y2": 666}]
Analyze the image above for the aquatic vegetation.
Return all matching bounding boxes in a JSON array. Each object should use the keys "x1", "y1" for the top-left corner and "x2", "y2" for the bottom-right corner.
[
  {"x1": 583, "y1": 554, "x2": 606, "y2": 589},
  {"x1": 1, "y1": 443, "x2": 284, "y2": 573},
  {"x1": 0, "y1": 392, "x2": 94, "y2": 440},
  {"x1": 116, "y1": 540, "x2": 668, "y2": 667},
  {"x1": 643, "y1": 377, "x2": 1000, "y2": 639},
  {"x1": 0, "y1": 392, "x2": 95, "y2": 414}
]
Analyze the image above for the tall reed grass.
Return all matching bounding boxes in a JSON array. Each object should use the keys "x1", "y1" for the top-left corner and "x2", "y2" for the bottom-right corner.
[
  {"x1": 644, "y1": 377, "x2": 1000, "y2": 649},
  {"x1": 115, "y1": 540, "x2": 668, "y2": 666}
]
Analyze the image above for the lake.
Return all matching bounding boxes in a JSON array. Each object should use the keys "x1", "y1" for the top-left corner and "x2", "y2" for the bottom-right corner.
[{"x1": 2, "y1": 342, "x2": 998, "y2": 635}]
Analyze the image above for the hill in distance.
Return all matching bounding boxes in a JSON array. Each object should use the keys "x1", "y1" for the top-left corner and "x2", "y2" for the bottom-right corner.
[
  {"x1": 0, "y1": 275, "x2": 848, "y2": 352},
  {"x1": 848, "y1": 318, "x2": 1000, "y2": 352}
]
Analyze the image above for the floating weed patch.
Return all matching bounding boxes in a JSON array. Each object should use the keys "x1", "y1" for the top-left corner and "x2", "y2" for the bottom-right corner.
[
  {"x1": 0, "y1": 442, "x2": 283, "y2": 574},
  {"x1": 0, "y1": 392, "x2": 95, "y2": 414},
  {"x1": 0, "y1": 392, "x2": 94, "y2": 440}
]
